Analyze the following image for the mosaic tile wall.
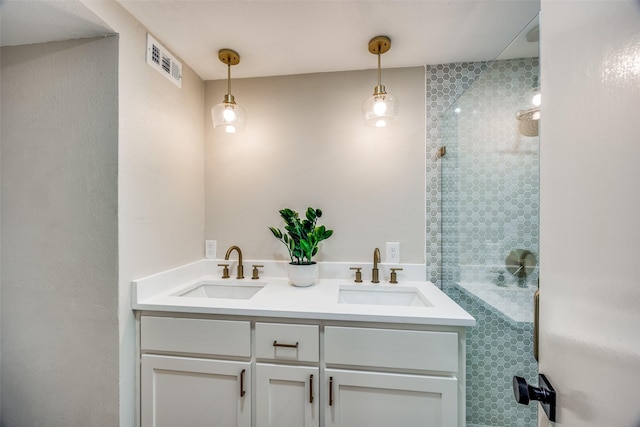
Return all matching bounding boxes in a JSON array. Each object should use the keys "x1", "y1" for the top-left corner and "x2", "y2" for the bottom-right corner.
[
  {"x1": 425, "y1": 62, "x2": 489, "y2": 286},
  {"x1": 426, "y1": 58, "x2": 540, "y2": 427},
  {"x1": 448, "y1": 286, "x2": 538, "y2": 427}
]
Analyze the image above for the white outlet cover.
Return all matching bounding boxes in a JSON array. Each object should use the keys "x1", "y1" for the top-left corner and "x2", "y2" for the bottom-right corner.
[
  {"x1": 386, "y1": 241, "x2": 400, "y2": 263},
  {"x1": 205, "y1": 240, "x2": 217, "y2": 259}
]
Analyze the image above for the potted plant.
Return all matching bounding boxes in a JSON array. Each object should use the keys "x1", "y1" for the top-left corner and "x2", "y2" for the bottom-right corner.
[{"x1": 269, "y1": 207, "x2": 333, "y2": 286}]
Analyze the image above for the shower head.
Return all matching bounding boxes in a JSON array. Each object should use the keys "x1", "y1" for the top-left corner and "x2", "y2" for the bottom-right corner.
[
  {"x1": 516, "y1": 107, "x2": 540, "y2": 121},
  {"x1": 516, "y1": 107, "x2": 540, "y2": 136}
]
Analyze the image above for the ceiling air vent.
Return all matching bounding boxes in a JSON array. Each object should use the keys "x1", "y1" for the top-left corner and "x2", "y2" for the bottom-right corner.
[{"x1": 146, "y1": 33, "x2": 182, "y2": 88}]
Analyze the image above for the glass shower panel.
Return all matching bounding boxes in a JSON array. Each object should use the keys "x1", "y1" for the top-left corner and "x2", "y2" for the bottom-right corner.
[{"x1": 438, "y1": 16, "x2": 540, "y2": 427}]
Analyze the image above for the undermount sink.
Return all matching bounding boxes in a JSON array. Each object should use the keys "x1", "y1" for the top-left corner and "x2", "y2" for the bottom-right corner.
[
  {"x1": 338, "y1": 285, "x2": 432, "y2": 307},
  {"x1": 177, "y1": 281, "x2": 266, "y2": 300}
]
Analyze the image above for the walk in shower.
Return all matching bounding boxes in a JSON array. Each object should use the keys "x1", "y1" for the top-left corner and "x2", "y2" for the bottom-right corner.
[{"x1": 427, "y1": 16, "x2": 540, "y2": 427}]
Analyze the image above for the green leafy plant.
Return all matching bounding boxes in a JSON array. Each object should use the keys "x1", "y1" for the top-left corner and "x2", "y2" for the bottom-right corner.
[{"x1": 269, "y1": 207, "x2": 334, "y2": 265}]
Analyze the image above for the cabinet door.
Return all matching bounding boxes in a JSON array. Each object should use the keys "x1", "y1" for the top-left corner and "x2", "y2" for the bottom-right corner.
[
  {"x1": 325, "y1": 369, "x2": 457, "y2": 427},
  {"x1": 141, "y1": 355, "x2": 251, "y2": 427},
  {"x1": 256, "y1": 364, "x2": 319, "y2": 427}
]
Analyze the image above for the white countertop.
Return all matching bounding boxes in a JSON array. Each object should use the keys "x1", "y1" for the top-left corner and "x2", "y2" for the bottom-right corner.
[{"x1": 132, "y1": 260, "x2": 475, "y2": 327}]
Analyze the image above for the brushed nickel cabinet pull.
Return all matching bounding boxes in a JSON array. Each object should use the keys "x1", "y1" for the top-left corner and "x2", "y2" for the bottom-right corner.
[
  {"x1": 273, "y1": 340, "x2": 299, "y2": 349},
  {"x1": 240, "y1": 369, "x2": 246, "y2": 397},
  {"x1": 329, "y1": 376, "x2": 334, "y2": 406},
  {"x1": 309, "y1": 374, "x2": 314, "y2": 403}
]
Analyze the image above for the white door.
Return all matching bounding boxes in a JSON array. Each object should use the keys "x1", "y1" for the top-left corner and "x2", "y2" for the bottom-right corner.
[
  {"x1": 324, "y1": 369, "x2": 458, "y2": 427},
  {"x1": 539, "y1": 0, "x2": 640, "y2": 426},
  {"x1": 256, "y1": 364, "x2": 319, "y2": 427},
  {"x1": 141, "y1": 354, "x2": 251, "y2": 427}
]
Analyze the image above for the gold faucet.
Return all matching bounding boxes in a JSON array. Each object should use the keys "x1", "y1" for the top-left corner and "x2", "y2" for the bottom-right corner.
[
  {"x1": 372, "y1": 247, "x2": 381, "y2": 283},
  {"x1": 224, "y1": 245, "x2": 244, "y2": 279}
]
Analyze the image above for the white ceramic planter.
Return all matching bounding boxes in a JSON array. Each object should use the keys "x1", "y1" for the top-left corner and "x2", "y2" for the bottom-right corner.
[{"x1": 287, "y1": 262, "x2": 319, "y2": 287}]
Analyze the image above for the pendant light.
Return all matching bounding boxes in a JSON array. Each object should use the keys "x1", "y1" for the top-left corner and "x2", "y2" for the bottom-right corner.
[
  {"x1": 362, "y1": 36, "x2": 398, "y2": 127},
  {"x1": 212, "y1": 49, "x2": 246, "y2": 133}
]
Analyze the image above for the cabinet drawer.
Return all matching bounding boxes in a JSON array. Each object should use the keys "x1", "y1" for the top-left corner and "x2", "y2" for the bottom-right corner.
[
  {"x1": 325, "y1": 327, "x2": 458, "y2": 372},
  {"x1": 141, "y1": 316, "x2": 250, "y2": 357},
  {"x1": 255, "y1": 323, "x2": 319, "y2": 362}
]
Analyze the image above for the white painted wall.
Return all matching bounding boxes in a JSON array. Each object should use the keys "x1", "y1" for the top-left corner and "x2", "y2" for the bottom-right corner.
[
  {"x1": 539, "y1": 1, "x2": 640, "y2": 426},
  {"x1": 1, "y1": 37, "x2": 118, "y2": 425},
  {"x1": 65, "y1": 2, "x2": 205, "y2": 425},
  {"x1": 204, "y1": 67, "x2": 426, "y2": 264}
]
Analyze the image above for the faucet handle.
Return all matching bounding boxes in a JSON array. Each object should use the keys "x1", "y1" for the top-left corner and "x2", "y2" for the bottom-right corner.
[
  {"x1": 350, "y1": 267, "x2": 363, "y2": 283},
  {"x1": 218, "y1": 263, "x2": 230, "y2": 279},
  {"x1": 390, "y1": 268, "x2": 403, "y2": 284},
  {"x1": 252, "y1": 265, "x2": 264, "y2": 280}
]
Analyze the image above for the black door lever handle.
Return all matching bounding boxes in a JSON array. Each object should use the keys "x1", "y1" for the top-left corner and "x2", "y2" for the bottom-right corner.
[{"x1": 513, "y1": 374, "x2": 556, "y2": 422}]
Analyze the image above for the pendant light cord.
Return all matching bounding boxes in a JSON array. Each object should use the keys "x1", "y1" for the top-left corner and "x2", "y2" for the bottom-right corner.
[
  {"x1": 227, "y1": 63, "x2": 232, "y2": 96},
  {"x1": 377, "y1": 52, "x2": 382, "y2": 87}
]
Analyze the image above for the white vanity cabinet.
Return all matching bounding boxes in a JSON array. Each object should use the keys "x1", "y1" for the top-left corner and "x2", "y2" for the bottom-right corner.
[
  {"x1": 255, "y1": 322, "x2": 320, "y2": 427},
  {"x1": 324, "y1": 370, "x2": 457, "y2": 427},
  {"x1": 141, "y1": 355, "x2": 251, "y2": 427},
  {"x1": 256, "y1": 364, "x2": 319, "y2": 427},
  {"x1": 140, "y1": 317, "x2": 252, "y2": 427},
  {"x1": 324, "y1": 326, "x2": 460, "y2": 427},
  {"x1": 139, "y1": 316, "x2": 465, "y2": 427}
]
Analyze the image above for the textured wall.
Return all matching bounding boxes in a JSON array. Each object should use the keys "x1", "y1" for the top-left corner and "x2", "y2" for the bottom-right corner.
[
  {"x1": 79, "y1": 3, "x2": 206, "y2": 424},
  {"x1": 204, "y1": 67, "x2": 426, "y2": 264},
  {"x1": 1, "y1": 37, "x2": 119, "y2": 426}
]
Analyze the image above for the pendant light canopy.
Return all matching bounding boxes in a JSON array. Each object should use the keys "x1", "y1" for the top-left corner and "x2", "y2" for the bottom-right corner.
[
  {"x1": 212, "y1": 49, "x2": 246, "y2": 133},
  {"x1": 362, "y1": 36, "x2": 398, "y2": 128}
]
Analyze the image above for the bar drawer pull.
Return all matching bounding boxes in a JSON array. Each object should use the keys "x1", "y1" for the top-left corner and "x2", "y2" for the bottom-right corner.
[
  {"x1": 273, "y1": 340, "x2": 299, "y2": 349},
  {"x1": 309, "y1": 374, "x2": 314, "y2": 403},
  {"x1": 240, "y1": 369, "x2": 246, "y2": 397},
  {"x1": 329, "y1": 376, "x2": 334, "y2": 406}
]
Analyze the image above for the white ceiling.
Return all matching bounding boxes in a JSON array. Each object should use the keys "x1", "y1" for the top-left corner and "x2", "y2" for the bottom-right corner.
[
  {"x1": 1, "y1": 0, "x2": 540, "y2": 81},
  {"x1": 0, "y1": 0, "x2": 113, "y2": 47}
]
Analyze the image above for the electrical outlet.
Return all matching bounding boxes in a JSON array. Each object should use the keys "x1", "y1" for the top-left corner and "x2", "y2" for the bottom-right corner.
[
  {"x1": 205, "y1": 240, "x2": 217, "y2": 259},
  {"x1": 386, "y1": 242, "x2": 400, "y2": 263}
]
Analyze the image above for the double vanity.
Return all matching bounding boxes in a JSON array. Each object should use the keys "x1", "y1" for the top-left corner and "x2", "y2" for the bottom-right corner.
[{"x1": 133, "y1": 259, "x2": 475, "y2": 427}]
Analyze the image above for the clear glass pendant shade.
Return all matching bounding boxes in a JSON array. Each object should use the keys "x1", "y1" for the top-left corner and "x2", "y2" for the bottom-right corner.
[
  {"x1": 363, "y1": 37, "x2": 398, "y2": 127},
  {"x1": 212, "y1": 50, "x2": 245, "y2": 134},
  {"x1": 362, "y1": 89, "x2": 399, "y2": 128},
  {"x1": 212, "y1": 101, "x2": 246, "y2": 133}
]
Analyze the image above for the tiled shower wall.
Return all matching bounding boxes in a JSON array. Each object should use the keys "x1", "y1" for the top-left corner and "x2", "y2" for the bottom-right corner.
[
  {"x1": 426, "y1": 59, "x2": 540, "y2": 286},
  {"x1": 426, "y1": 58, "x2": 540, "y2": 427},
  {"x1": 426, "y1": 62, "x2": 489, "y2": 285}
]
